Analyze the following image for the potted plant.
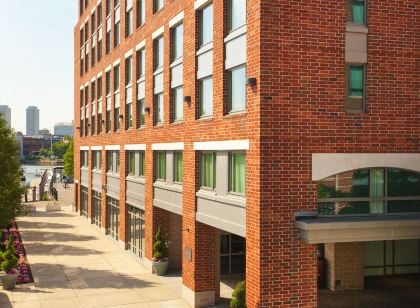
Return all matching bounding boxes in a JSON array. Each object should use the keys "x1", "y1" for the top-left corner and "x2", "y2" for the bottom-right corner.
[
  {"x1": 152, "y1": 226, "x2": 169, "y2": 276},
  {"x1": 0, "y1": 235, "x2": 19, "y2": 290}
]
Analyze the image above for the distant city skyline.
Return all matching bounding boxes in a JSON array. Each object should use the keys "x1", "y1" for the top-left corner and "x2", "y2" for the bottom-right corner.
[
  {"x1": 0, "y1": 1, "x2": 76, "y2": 133},
  {"x1": 26, "y1": 106, "x2": 40, "y2": 136},
  {"x1": 0, "y1": 105, "x2": 11, "y2": 128}
]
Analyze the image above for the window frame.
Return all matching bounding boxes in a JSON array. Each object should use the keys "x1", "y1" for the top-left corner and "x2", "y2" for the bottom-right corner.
[
  {"x1": 228, "y1": 151, "x2": 246, "y2": 196},
  {"x1": 173, "y1": 151, "x2": 183, "y2": 184},
  {"x1": 199, "y1": 3, "x2": 213, "y2": 48},
  {"x1": 228, "y1": 0, "x2": 247, "y2": 32},
  {"x1": 200, "y1": 152, "x2": 216, "y2": 190},
  {"x1": 127, "y1": 151, "x2": 135, "y2": 175},
  {"x1": 227, "y1": 65, "x2": 247, "y2": 114},
  {"x1": 199, "y1": 76, "x2": 213, "y2": 118},
  {"x1": 156, "y1": 151, "x2": 166, "y2": 181},
  {"x1": 348, "y1": 0, "x2": 367, "y2": 24}
]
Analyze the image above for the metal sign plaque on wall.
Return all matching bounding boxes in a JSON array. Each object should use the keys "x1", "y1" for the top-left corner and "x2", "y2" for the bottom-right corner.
[{"x1": 184, "y1": 247, "x2": 192, "y2": 262}]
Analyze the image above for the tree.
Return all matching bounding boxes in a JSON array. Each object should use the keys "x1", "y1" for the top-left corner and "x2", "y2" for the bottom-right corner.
[
  {"x1": 63, "y1": 136, "x2": 74, "y2": 176},
  {"x1": 0, "y1": 114, "x2": 25, "y2": 228},
  {"x1": 52, "y1": 141, "x2": 68, "y2": 159}
]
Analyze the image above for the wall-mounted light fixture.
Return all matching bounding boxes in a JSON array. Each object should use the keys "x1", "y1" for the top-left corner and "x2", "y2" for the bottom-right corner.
[
  {"x1": 144, "y1": 106, "x2": 151, "y2": 114},
  {"x1": 76, "y1": 126, "x2": 80, "y2": 129},
  {"x1": 88, "y1": 123, "x2": 91, "y2": 127},
  {"x1": 246, "y1": 77, "x2": 257, "y2": 87},
  {"x1": 102, "y1": 119, "x2": 105, "y2": 124},
  {"x1": 119, "y1": 115, "x2": 123, "y2": 120}
]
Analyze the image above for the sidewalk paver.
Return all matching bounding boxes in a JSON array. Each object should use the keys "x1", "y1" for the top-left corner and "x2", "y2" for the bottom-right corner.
[{"x1": 0, "y1": 207, "x2": 187, "y2": 308}]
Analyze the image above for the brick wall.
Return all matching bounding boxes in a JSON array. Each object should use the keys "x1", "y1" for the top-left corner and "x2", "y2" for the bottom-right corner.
[{"x1": 74, "y1": 0, "x2": 419, "y2": 307}]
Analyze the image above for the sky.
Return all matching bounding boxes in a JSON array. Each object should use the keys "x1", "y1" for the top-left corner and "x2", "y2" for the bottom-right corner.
[{"x1": 0, "y1": 0, "x2": 77, "y2": 133}]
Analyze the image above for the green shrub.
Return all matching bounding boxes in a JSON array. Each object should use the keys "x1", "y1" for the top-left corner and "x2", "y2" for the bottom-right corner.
[
  {"x1": 0, "y1": 235, "x2": 18, "y2": 273},
  {"x1": 230, "y1": 281, "x2": 246, "y2": 308},
  {"x1": 40, "y1": 192, "x2": 49, "y2": 201},
  {"x1": 153, "y1": 225, "x2": 167, "y2": 261}
]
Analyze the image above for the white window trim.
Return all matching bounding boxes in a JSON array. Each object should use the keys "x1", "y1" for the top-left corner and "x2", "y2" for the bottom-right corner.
[
  {"x1": 125, "y1": 49, "x2": 133, "y2": 59},
  {"x1": 80, "y1": 146, "x2": 89, "y2": 151},
  {"x1": 194, "y1": 140, "x2": 249, "y2": 151},
  {"x1": 84, "y1": 81, "x2": 89, "y2": 87},
  {"x1": 91, "y1": 76, "x2": 96, "y2": 83},
  {"x1": 113, "y1": 58, "x2": 121, "y2": 67},
  {"x1": 136, "y1": 39, "x2": 146, "y2": 51},
  {"x1": 91, "y1": 146, "x2": 103, "y2": 150},
  {"x1": 124, "y1": 144, "x2": 146, "y2": 150},
  {"x1": 105, "y1": 145, "x2": 121, "y2": 150},
  {"x1": 152, "y1": 25, "x2": 164, "y2": 39},
  {"x1": 105, "y1": 65, "x2": 112, "y2": 72},
  {"x1": 194, "y1": 0, "x2": 212, "y2": 10},
  {"x1": 97, "y1": 72, "x2": 103, "y2": 78},
  {"x1": 169, "y1": 11, "x2": 184, "y2": 28},
  {"x1": 152, "y1": 142, "x2": 184, "y2": 151}
]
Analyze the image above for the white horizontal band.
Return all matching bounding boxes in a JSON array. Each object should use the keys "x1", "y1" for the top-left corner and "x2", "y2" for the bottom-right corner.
[
  {"x1": 91, "y1": 146, "x2": 103, "y2": 150},
  {"x1": 105, "y1": 65, "x2": 112, "y2": 72},
  {"x1": 194, "y1": 140, "x2": 249, "y2": 151},
  {"x1": 80, "y1": 85, "x2": 84, "y2": 90},
  {"x1": 90, "y1": 76, "x2": 96, "y2": 83},
  {"x1": 97, "y1": 72, "x2": 103, "y2": 78},
  {"x1": 152, "y1": 26, "x2": 164, "y2": 39},
  {"x1": 105, "y1": 145, "x2": 120, "y2": 150},
  {"x1": 169, "y1": 11, "x2": 184, "y2": 28},
  {"x1": 194, "y1": 0, "x2": 212, "y2": 10},
  {"x1": 113, "y1": 58, "x2": 121, "y2": 67},
  {"x1": 124, "y1": 144, "x2": 146, "y2": 150},
  {"x1": 152, "y1": 142, "x2": 184, "y2": 151},
  {"x1": 91, "y1": 8, "x2": 95, "y2": 15},
  {"x1": 97, "y1": 0, "x2": 101, "y2": 5},
  {"x1": 125, "y1": 49, "x2": 133, "y2": 59},
  {"x1": 80, "y1": 146, "x2": 89, "y2": 151},
  {"x1": 79, "y1": 24, "x2": 84, "y2": 30},
  {"x1": 84, "y1": 81, "x2": 89, "y2": 87},
  {"x1": 136, "y1": 40, "x2": 146, "y2": 51},
  {"x1": 84, "y1": 17, "x2": 89, "y2": 24}
]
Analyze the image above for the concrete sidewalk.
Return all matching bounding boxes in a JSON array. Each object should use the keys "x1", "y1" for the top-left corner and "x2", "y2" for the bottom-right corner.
[{"x1": 0, "y1": 208, "x2": 189, "y2": 308}]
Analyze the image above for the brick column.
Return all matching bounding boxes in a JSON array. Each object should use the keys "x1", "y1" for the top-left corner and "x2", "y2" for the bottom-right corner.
[{"x1": 325, "y1": 242, "x2": 364, "y2": 291}]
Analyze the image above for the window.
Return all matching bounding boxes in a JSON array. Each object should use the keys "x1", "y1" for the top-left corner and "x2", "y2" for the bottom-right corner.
[
  {"x1": 97, "y1": 3, "x2": 103, "y2": 61},
  {"x1": 106, "y1": 71, "x2": 112, "y2": 133},
  {"x1": 348, "y1": 65, "x2": 365, "y2": 98},
  {"x1": 154, "y1": 93, "x2": 163, "y2": 125},
  {"x1": 139, "y1": 151, "x2": 145, "y2": 176},
  {"x1": 106, "y1": 0, "x2": 111, "y2": 16},
  {"x1": 174, "y1": 151, "x2": 183, "y2": 183},
  {"x1": 201, "y1": 152, "x2": 215, "y2": 189},
  {"x1": 114, "y1": 64, "x2": 121, "y2": 132},
  {"x1": 137, "y1": 99, "x2": 146, "y2": 127},
  {"x1": 97, "y1": 76, "x2": 103, "y2": 134},
  {"x1": 125, "y1": 0, "x2": 133, "y2": 37},
  {"x1": 349, "y1": 0, "x2": 365, "y2": 24},
  {"x1": 136, "y1": 48, "x2": 146, "y2": 78},
  {"x1": 199, "y1": 4, "x2": 213, "y2": 47},
  {"x1": 154, "y1": 0, "x2": 164, "y2": 13},
  {"x1": 136, "y1": 0, "x2": 145, "y2": 27},
  {"x1": 106, "y1": 151, "x2": 114, "y2": 172},
  {"x1": 199, "y1": 77, "x2": 213, "y2": 117},
  {"x1": 128, "y1": 151, "x2": 135, "y2": 175},
  {"x1": 106, "y1": 197, "x2": 120, "y2": 240},
  {"x1": 93, "y1": 151, "x2": 102, "y2": 169},
  {"x1": 80, "y1": 0, "x2": 84, "y2": 16},
  {"x1": 81, "y1": 151, "x2": 89, "y2": 168},
  {"x1": 172, "y1": 23, "x2": 183, "y2": 61},
  {"x1": 116, "y1": 151, "x2": 120, "y2": 172},
  {"x1": 114, "y1": 0, "x2": 121, "y2": 47},
  {"x1": 229, "y1": 152, "x2": 245, "y2": 194},
  {"x1": 154, "y1": 36, "x2": 164, "y2": 70},
  {"x1": 92, "y1": 191, "x2": 102, "y2": 227},
  {"x1": 127, "y1": 206, "x2": 145, "y2": 258},
  {"x1": 85, "y1": 86, "x2": 89, "y2": 136},
  {"x1": 228, "y1": 0, "x2": 246, "y2": 31},
  {"x1": 91, "y1": 81, "x2": 96, "y2": 135},
  {"x1": 227, "y1": 65, "x2": 246, "y2": 113},
  {"x1": 156, "y1": 151, "x2": 166, "y2": 180},
  {"x1": 125, "y1": 57, "x2": 133, "y2": 129},
  {"x1": 81, "y1": 186, "x2": 89, "y2": 218},
  {"x1": 317, "y1": 168, "x2": 420, "y2": 215},
  {"x1": 172, "y1": 86, "x2": 183, "y2": 122}
]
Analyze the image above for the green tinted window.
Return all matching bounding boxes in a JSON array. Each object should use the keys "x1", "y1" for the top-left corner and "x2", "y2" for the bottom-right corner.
[
  {"x1": 174, "y1": 151, "x2": 183, "y2": 183},
  {"x1": 201, "y1": 152, "x2": 215, "y2": 189},
  {"x1": 349, "y1": 66, "x2": 365, "y2": 98},
  {"x1": 351, "y1": 0, "x2": 365, "y2": 23},
  {"x1": 230, "y1": 153, "x2": 246, "y2": 194},
  {"x1": 157, "y1": 151, "x2": 166, "y2": 180}
]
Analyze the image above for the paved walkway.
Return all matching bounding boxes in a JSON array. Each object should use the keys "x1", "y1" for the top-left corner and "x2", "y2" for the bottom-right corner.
[{"x1": 0, "y1": 208, "x2": 189, "y2": 308}]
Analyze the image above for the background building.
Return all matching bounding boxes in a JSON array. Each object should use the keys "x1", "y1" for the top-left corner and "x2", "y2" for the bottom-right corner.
[
  {"x1": 74, "y1": 1, "x2": 419, "y2": 307},
  {"x1": 26, "y1": 106, "x2": 40, "y2": 136},
  {"x1": 0, "y1": 105, "x2": 11, "y2": 128},
  {"x1": 54, "y1": 121, "x2": 74, "y2": 137},
  {"x1": 39, "y1": 128, "x2": 51, "y2": 136}
]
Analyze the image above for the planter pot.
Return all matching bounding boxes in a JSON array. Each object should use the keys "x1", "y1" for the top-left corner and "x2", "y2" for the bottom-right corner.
[
  {"x1": 0, "y1": 271, "x2": 19, "y2": 290},
  {"x1": 153, "y1": 260, "x2": 169, "y2": 276}
]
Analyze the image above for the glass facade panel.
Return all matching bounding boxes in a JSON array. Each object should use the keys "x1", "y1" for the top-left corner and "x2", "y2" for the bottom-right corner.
[
  {"x1": 128, "y1": 206, "x2": 145, "y2": 258},
  {"x1": 155, "y1": 93, "x2": 164, "y2": 125},
  {"x1": 92, "y1": 190, "x2": 102, "y2": 227},
  {"x1": 199, "y1": 77, "x2": 213, "y2": 117},
  {"x1": 172, "y1": 24, "x2": 183, "y2": 60},
  {"x1": 139, "y1": 151, "x2": 145, "y2": 176},
  {"x1": 229, "y1": 0, "x2": 246, "y2": 31},
  {"x1": 157, "y1": 151, "x2": 166, "y2": 180},
  {"x1": 137, "y1": 98, "x2": 145, "y2": 127},
  {"x1": 349, "y1": 65, "x2": 364, "y2": 98},
  {"x1": 154, "y1": 36, "x2": 164, "y2": 70},
  {"x1": 81, "y1": 186, "x2": 89, "y2": 218},
  {"x1": 173, "y1": 86, "x2": 183, "y2": 122},
  {"x1": 200, "y1": 4, "x2": 213, "y2": 46},
  {"x1": 201, "y1": 152, "x2": 215, "y2": 189},
  {"x1": 220, "y1": 233, "x2": 246, "y2": 277},
  {"x1": 351, "y1": 0, "x2": 365, "y2": 23},
  {"x1": 128, "y1": 151, "x2": 135, "y2": 175},
  {"x1": 230, "y1": 152, "x2": 246, "y2": 194},
  {"x1": 174, "y1": 151, "x2": 183, "y2": 183},
  {"x1": 106, "y1": 197, "x2": 120, "y2": 240},
  {"x1": 317, "y1": 168, "x2": 420, "y2": 215},
  {"x1": 228, "y1": 66, "x2": 246, "y2": 113}
]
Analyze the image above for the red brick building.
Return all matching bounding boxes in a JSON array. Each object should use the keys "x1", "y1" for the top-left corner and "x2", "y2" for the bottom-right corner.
[{"x1": 74, "y1": 0, "x2": 420, "y2": 306}]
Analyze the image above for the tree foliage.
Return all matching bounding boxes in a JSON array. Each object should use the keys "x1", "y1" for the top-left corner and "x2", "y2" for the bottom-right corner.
[
  {"x1": 0, "y1": 114, "x2": 25, "y2": 228},
  {"x1": 230, "y1": 281, "x2": 246, "y2": 308},
  {"x1": 63, "y1": 136, "x2": 74, "y2": 176},
  {"x1": 153, "y1": 225, "x2": 168, "y2": 261}
]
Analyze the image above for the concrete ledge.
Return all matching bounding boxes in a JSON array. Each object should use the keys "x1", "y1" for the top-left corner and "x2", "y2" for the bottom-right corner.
[
  {"x1": 45, "y1": 204, "x2": 61, "y2": 212},
  {"x1": 182, "y1": 285, "x2": 215, "y2": 307}
]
